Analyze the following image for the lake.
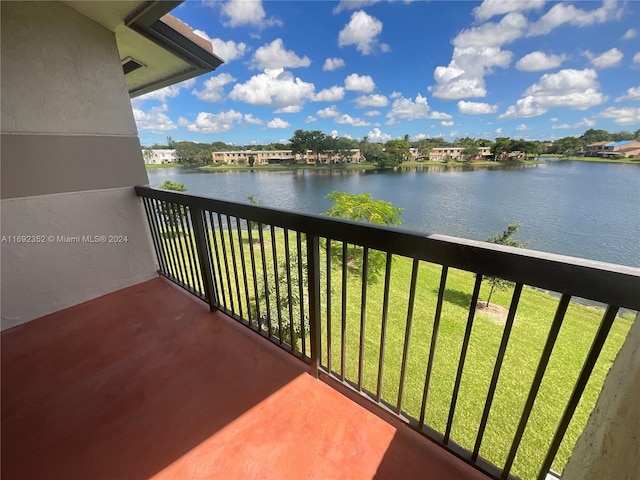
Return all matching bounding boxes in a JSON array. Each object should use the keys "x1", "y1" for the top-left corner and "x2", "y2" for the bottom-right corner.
[{"x1": 147, "y1": 160, "x2": 640, "y2": 268}]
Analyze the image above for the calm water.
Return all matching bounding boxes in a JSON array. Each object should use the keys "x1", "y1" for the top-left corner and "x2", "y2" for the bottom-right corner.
[{"x1": 147, "y1": 161, "x2": 640, "y2": 267}]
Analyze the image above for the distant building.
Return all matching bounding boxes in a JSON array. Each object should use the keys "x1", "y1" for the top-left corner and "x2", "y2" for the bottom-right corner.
[
  {"x1": 212, "y1": 149, "x2": 362, "y2": 165},
  {"x1": 600, "y1": 140, "x2": 640, "y2": 158},
  {"x1": 584, "y1": 140, "x2": 640, "y2": 158},
  {"x1": 142, "y1": 148, "x2": 178, "y2": 164},
  {"x1": 429, "y1": 147, "x2": 492, "y2": 161}
]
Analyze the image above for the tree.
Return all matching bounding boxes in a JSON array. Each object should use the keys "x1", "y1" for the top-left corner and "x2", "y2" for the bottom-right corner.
[
  {"x1": 492, "y1": 137, "x2": 511, "y2": 160},
  {"x1": 484, "y1": 222, "x2": 528, "y2": 306},
  {"x1": 324, "y1": 191, "x2": 403, "y2": 280},
  {"x1": 380, "y1": 139, "x2": 410, "y2": 167},
  {"x1": 289, "y1": 129, "x2": 326, "y2": 165},
  {"x1": 158, "y1": 181, "x2": 187, "y2": 236},
  {"x1": 248, "y1": 154, "x2": 255, "y2": 167},
  {"x1": 461, "y1": 146, "x2": 480, "y2": 161}
]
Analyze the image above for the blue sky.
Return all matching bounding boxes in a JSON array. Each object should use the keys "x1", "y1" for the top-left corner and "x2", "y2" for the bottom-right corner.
[{"x1": 133, "y1": 0, "x2": 640, "y2": 146}]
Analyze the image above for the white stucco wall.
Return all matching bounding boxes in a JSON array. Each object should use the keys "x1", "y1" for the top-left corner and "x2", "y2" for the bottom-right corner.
[
  {"x1": 1, "y1": 1, "x2": 156, "y2": 329},
  {"x1": 1, "y1": 189, "x2": 157, "y2": 329},
  {"x1": 562, "y1": 313, "x2": 640, "y2": 480},
  {"x1": 1, "y1": 1, "x2": 136, "y2": 136}
]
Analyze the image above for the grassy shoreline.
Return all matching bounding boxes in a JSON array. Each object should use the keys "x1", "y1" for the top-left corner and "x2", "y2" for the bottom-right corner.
[{"x1": 144, "y1": 163, "x2": 187, "y2": 169}]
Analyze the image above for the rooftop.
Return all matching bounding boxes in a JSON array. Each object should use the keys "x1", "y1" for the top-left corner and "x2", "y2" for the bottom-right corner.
[{"x1": 1, "y1": 277, "x2": 487, "y2": 480}]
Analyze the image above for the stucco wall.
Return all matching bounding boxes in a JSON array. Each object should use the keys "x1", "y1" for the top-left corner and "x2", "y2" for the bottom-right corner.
[
  {"x1": 562, "y1": 313, "x2": 640, "y2": 480},
  {"x1": 1, "y1": 1, "x2": 156, "y2": 328}
]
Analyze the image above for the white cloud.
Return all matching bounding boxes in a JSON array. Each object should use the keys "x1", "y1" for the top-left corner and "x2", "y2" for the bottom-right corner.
[
  {"x1": 317, "y1": 106, "x2": 340, "y2": 118},
  {"x1": 413, "y1": 133, "x2": 427, "y2": 141},
  {"x1": 585, "y1": 48, "x2": 624, "y2": 69},
  {"x1": 192, "y1": 73, "x2": 236, "y2": 102},
  {"x1": 599, "y1": 107, "x2": 640, "y2": 125},
  {"x1": 441, "y1": 120, "x2": 454, "y2": 127},
  {"x1": 622, "y1": 28, "x2": 638, "y2": 40},
  {"x1": 528, "y1": 0, "x2": 623, "y2": 36},
  {"x1": 495, "y1": 128, "x2": 503, "y2": 135},
  {"x1": 428, "y1": 111, "x2": 453, "y2": 120},
  {"x1": 333, "y1": 1, "x2": 381, "y2": 14},
  {"x1": 335, "y1": 114, "x2": 370, "y2": 126},
  {"x1": 275, "y1": 105, "x2": 302, "y2": 113},
  {"x1": 193, "y1": 30, "x2": 248, "y2": 62},
  {"x1": 367, "y1": 127, "x2": 391, "y2": 142},
  {"x1": 473, "y1": 0, "x2": 546, "y2": 21},
  {"x1": 430, "y1": 46, "x2": 514, "y2": 100},
  {"x1": 338, "y1": 10, "x2": 388, "y2": 55},
  {"x1": 244, "y1": 114, "x2": 263, "y2": 125},
  {"x1": 386, "y1": 93, "x2": 431, "y2": 123},
  {"x1": 133, "y1": 103, "x2": 176, "y2": 133},
  {"x1": 229, "y1": 68, "x2": 315, "y2": 110},
  {"x1": 323, "y1": 57, "x2": 346, "y2": 71},
  {"x1": 430, "y1": 12, "x2": 528, "y2": 100},
  {"x1": 267, "y1": 117, "x2": 290, "y2": 129},
  {"x1": 516, "y1": 51, "x2": 566, "y2": 71},
  {"x1": 457, "y1": 101, "x2": 498, "y2": 114},
  {"x1": 219, "y1": 0, "x2": 280, "y2": 28},
  {"x1": 616, "y1": 86, "x2": 640, "y2": 102},
  {"x1": 516, "y1": 123, "x2": 530, "y2": 131},
  {"x1": 312, "y1": 86, "x2": 345, "y2": 102},
  {"x1": 634, "y1": 53, "x2": 640, "y2": 64},
  {"x1": 364, "y1": 110, "x2": 381, "y2": 117},
  {"x1": 500, "y1": 68, "x2": 606, "y2": 119},
  {"x1": 454, "y1": 12, "x2": 527, "y2": 49},
  {"x1": 554, "y1": 117, "x2": 597, "y2": 129},
  {"x1": 251, "y1": 39, "x2": 311, "y2": 70},
  {"x1": 187, "y1": 110, "x2": 244, "y2": 133},
  {"x1": 306, "y1": 115, "x2": 317, "y2": 123},
  {"x1": 552, "y1": 123, "x2": 571, "y2": 130},
  {"x1": 136, "y1": 78, "x2": 195, "y2": 102},
  {"x1": 344, "y1": 73, "x2": 376, "y2": 93},
  {"x1": 354, "y1": 94, "x2": 388, "y2": 108}
]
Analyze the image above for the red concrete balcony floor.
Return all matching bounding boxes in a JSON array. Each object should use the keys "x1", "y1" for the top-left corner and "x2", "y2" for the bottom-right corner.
[{"x1": 2, "y1": 277, "x2": 488, "y2": 480}]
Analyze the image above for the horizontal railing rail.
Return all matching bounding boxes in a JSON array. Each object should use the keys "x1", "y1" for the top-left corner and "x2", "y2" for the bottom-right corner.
[
  {"x1": 136, "y1": 186, "x2": 639, "y2": 310},
  {"x1": 136, "y1": 185, "x2": 640, "y2": 480}
]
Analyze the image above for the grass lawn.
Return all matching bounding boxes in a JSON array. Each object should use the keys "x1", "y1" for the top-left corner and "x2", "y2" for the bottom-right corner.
[
  {"x1": 144, "y1": 163, "x2": 186, "y2": 169},
  {"x1": 557, "y1": 156, "x2": 640, "y2": 164},
  {"x1": 156, "y1": 222, "x2": 632, "y2": 480}
]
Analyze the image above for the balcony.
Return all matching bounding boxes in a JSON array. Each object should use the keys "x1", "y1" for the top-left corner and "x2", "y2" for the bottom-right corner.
[
  {"x1": 2, "y1": 186, "x2": 638, "y2": 480},
  {"x1": 2, "y1": 276, "x2": 487, "y2": 480}
]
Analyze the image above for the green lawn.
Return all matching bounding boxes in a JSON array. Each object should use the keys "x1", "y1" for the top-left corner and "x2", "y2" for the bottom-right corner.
[{"x1": 155, "y1": 222, "x2": 632, "y2": 480}]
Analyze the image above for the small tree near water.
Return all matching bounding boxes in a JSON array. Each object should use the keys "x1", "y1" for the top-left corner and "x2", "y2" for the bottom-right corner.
[
  {"x1": 484, "y1": 222, "x2": 528, "y2": 307},
  {"x1": 158, "y1": 181, "x2": 187, "y2": 236},
  {"x1": 324, "y1": 191, "x2": 403, "y2": 281}
]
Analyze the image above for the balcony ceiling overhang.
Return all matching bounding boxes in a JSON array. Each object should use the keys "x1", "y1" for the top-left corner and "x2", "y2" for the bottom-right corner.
[{"x1": 63, "y1": 1, "x2": 224, "y2": 97}]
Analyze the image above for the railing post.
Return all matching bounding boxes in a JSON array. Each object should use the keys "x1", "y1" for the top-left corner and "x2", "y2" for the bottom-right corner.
[
  {"x1": 191, "y1": 207, "x2": 218, "y2": 311},
  {"x1": 307, "y1": 234, "x2": 321, "y2": 378}
]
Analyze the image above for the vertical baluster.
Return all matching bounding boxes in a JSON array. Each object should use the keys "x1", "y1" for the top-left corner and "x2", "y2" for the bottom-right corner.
[
  {"x1": 536, "y1": 304, "x2": 619, "y2": 480},
  {"x1": 326, "y1": 239, "x2": 333, "y2": 372},
  {"x1": 376, "y1": 252, "x2": 393, "y2": 402},
  {"x1": 258, "y1": 224, "x2": 271, "y2": 337},
  {"x1": 358, "y1": 247, "x2": 369, "y2": 391},
  {"x1": 236, "y1": 217, "x2": 252, "y2": 323},
  {"x1": 226, "y1": 215, "x2": 243, "y2": 318},
  {"x1": 297, "y1": 232, "x2": 306, "y2": 356},
  {"x1": 307, "y1": 235, "x2": 321, "y2": 377},
  {"x1": 284, "y1": 230, "x2": 295, "y2": 350},
  {"x1": 208, "y1": 211, "x2": 227, "y2": 311},
  {"x1": 501, "y1": 294, "x2": 571, "y2": 480},
  {"x1": 472, "y1": 283, "x2": 523, "y2": 460},
  {"x1": 247, "y1": 222, "x2": 261, "y2": 330},
  {"x1": 396, "y1": 259, "x2": 419, "y2": 414},
  {"x1": 270, "y1": 225, "x2": 283, "y2": 342},
  {"x1": 444, "y1": 274, "x2": 483, "y2": 444},
  {"x1": 340, "y1": 241, "x2": 348, "y2": 381},
  {"x1": 217, "y1": 213, "x2": 235, "y2": 313}
]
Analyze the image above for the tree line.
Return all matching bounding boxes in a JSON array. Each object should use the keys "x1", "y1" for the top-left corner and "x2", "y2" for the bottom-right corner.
[{"x1": 143, "y1": 128, "x2": 640, "y2": 167}]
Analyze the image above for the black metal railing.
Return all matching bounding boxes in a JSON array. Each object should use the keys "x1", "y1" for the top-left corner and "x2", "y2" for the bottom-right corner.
[{"x1": 136, "y1": 185, "x2": 639, "y2": 480}]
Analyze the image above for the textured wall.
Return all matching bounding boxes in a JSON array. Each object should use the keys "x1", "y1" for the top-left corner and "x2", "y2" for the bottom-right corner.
[
  {"x1": 562, "y1": 313, "x2": 640, "y2": 480},
  {"x1": 1, "y1": 1, "x2": 156, "y2": 329}
]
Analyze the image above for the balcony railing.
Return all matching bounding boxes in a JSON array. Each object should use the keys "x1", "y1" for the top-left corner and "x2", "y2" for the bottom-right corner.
[{"x1": 135, "y1": 185, "x2": 640, "y2": 480}]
